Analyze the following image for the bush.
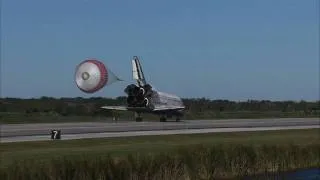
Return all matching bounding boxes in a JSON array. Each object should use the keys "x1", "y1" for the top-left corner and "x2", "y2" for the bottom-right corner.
[{"x1": 1, "y1": 144, "x2": 319, "y2": 180}]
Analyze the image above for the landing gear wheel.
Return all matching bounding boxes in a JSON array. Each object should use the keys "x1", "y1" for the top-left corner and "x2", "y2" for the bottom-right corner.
[
  {"x1": 135, "y1": 117, "x2": 143, "y2": 122},
  {"x1": 176, "y1": 117, "x2": 180, "y2": 122},
  {"x1": 135, "y1": 112, "x2": 143, "y2": 122},
  {"x1": 160, "y1": 117, "x2": 167, "y2": 122}
]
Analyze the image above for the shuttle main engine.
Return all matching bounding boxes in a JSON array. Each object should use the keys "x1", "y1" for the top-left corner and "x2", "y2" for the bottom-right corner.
[
  {"x1": 124, "y1": 83, "x2": 153, "y2": 107},
  {"x1": 75, "y1": 59, "x2": 121, "y2": 93}
]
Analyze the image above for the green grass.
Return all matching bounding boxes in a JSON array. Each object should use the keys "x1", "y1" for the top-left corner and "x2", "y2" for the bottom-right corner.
[
  {"x1": 1, "y1": 143, "x2": 319, "y2": 179},
  {"x1": 0, "y1": 113, "x2": 110, "y2": 124},
  {"x1": 1, "y1": 128, "x2": 319, "y2": 168},
  {"x1": 1, "y1": 129, "x2": 319, "y2": 179}
]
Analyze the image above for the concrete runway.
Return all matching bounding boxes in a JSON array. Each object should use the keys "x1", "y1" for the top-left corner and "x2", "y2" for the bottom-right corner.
[{"x1": 1, "y1": 118, "x2": 319, "y2": 143}]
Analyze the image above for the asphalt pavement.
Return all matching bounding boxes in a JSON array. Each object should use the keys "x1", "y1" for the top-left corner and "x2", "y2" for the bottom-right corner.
[{"x1": 1, "y1": 118, "x2": 319, "y2": 143}]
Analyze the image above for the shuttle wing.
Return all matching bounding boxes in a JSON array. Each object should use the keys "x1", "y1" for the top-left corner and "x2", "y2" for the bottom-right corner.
[
  {"x1": 100, "y1": 105, "x2": 185, "y2": 112},
  {"x1": 100, "y1": 106, "x2": 128, "y2": 111},
  {"x1": 153, "y1": 105, "x2": 185, "y2": 111},
  {"x1": 100, "y1": 106, "x2": 152, "y2": 111}
]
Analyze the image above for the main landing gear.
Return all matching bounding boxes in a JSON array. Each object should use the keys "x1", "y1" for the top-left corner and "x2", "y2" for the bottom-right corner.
[
  {"x1": 160, "y1": 115, "x2": 181, "y2": 122},
  {"x1": 176, "y1": 116, "x2": 181, "y2": 122},
  {"x1": 160, "y1": 116, "x2": 166, "y2": 122},
  {"x1": 135, "y1": 112, "x2": 182, "y2": 122},
  {"x1": 135, "y1": 112, "x2": 143, "y2": 122}
]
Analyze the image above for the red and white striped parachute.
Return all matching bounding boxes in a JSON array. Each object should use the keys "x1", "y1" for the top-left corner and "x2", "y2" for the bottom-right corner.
[{"x1": 75, "y1": 59, "x2": 122, "y2": 93}]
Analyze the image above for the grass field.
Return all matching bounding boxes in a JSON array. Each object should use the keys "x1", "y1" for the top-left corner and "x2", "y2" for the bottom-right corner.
[
  {"x1": 1, "y1": 128, "x2": 319, "y2": 179},
  {"x1": 1, "y1": 128, "x2": 319, "y2": 167}
]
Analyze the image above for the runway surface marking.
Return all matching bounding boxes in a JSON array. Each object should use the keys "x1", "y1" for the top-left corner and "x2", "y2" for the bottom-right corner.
[
  {"x1": 1, "y1": 118, "x2": 319, "y2": 143},
  {"x1": 2, "y1": 118, "x2": 319, "y2": 137},
  {"x1": 1, "y1": 125, "x2": 318, "y2": 143}
]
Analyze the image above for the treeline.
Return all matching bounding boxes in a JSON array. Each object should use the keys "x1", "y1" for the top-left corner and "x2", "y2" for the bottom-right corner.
[{"x1": 0, "y1": 96, "x2": 319, "y2": 118}]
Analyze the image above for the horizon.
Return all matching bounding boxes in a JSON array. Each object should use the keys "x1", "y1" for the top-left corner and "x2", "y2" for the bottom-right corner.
[
  {"x1": 1, "y1": 95, "x2": 319, "y2": 102},
  {"x1": 1, "y1": 0, "x2": 319, "y2": 101}
]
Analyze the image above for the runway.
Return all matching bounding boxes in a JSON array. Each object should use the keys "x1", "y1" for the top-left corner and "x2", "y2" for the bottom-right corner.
[{"x1": 1, "y1": 118, "x2": 319, "y2": 143}]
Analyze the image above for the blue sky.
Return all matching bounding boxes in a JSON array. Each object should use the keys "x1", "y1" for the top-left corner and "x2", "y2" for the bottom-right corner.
[{"x1": 1, "y1": 0, "x2": 319, "y2": 101}]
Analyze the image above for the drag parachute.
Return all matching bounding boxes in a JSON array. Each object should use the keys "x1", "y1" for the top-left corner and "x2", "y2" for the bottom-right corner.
[{"x1": 75, "y1": 59, "x2": 122, "y2": 93}]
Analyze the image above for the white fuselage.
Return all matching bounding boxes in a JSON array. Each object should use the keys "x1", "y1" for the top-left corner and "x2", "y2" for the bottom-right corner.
[{"x1": 151, "y1": 91, "x2": 184, "y2": 107}]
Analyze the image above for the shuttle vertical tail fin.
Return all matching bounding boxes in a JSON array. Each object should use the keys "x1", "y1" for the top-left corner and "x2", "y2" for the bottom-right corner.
[{"x1": 132, "y1": 56, "x2": 146, "y2": 86}]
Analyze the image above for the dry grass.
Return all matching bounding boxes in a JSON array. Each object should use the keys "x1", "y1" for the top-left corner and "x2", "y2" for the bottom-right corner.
[{"x1": 1, "y1": 143, "x2": 319, "y2": 180}]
